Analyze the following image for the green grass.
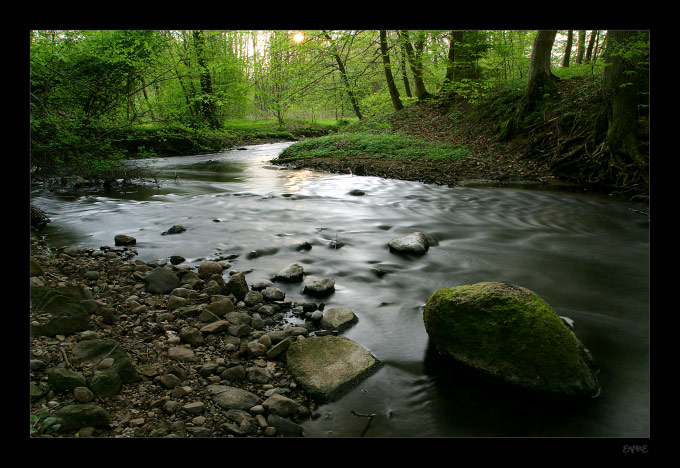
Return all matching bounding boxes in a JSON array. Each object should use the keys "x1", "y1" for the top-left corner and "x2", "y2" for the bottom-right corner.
[{"x1": 276, "y1": 132, "x2": 468, "y2": 162}]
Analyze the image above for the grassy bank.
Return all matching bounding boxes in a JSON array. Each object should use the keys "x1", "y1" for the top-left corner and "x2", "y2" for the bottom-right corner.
[{"x1": 275, "y1": 132, "x2": 469, "y2": 164}]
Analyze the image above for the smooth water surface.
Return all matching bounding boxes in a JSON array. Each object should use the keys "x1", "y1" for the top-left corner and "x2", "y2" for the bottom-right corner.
[{"x1": 31, "y1": 143, "x2": 650, "y2": 437}]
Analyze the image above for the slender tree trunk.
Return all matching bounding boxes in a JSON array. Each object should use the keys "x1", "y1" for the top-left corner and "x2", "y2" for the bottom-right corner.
[
  {"x1": 399, "y1": 30, "x2": 431, "y2": 100},
  {"x1": 562, "y1": 30, "x2": 573, "y2": 67},
  {"x1": 323, "y1": 31, "x2": 363, "y2": 120},
  {"x1": 140, "y1": 77, "x2": 156, "y2": 121},
  {"x1": 443, "y1": 30, "x2": 457, "y2": 85},
  {"x1": 585, "y1": 30, "x2": 598, "y2": 63},
  {"x1": 379, "y1": 30, "x2": 403, "y2": 111},
  {"x1": 575, "y1": 30, "x2": 586, "y2": 64},
  {"x1": 399, "y1": 45, "x2": 412, "y2": 98}
]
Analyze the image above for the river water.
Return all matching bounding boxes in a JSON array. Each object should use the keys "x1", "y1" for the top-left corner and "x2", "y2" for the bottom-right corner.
[{"x1": 31, "y1": 142, "x2": 650, "y2": 438}]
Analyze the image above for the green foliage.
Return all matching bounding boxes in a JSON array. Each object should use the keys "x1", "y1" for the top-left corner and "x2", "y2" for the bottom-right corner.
[
  {"x1": 30, "y1": 29, "x2": 637, "y2": 180},
  {"x1": 277, "y1": 132, "x2": 468, "y2": 162},
  {"x1": 442, "y1": 78, "x2": 494, "y2": 103},
  {"x1": 30, "y1": 411, "x2": 61, "y2": 436}
]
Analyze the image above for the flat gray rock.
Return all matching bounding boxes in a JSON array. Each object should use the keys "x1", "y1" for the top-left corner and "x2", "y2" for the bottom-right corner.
[
  {"x1": 207, "y1": 385, "x2": 263, "y2": 410},
  {"x1": 286, "y1": 336, "x2": 380, "y2": 400}
]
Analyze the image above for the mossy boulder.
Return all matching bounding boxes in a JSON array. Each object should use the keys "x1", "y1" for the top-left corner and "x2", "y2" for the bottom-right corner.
[{"x1": 423, "y1": 282, "x2": 600, "y2": 400}]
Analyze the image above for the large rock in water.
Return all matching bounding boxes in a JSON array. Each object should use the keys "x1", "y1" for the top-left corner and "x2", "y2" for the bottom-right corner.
[
  {"x1": 286, "y1": 336, "x2": 380, "y2": 400},
  {"x1": 388, "y1": 232, "x2": 429, "y2": 255},
  {"x1": 423, "y1": 282, "x2": 600, "y2": 400}
]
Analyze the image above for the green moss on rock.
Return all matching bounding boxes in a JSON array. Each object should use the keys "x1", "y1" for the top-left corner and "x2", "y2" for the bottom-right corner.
[{"x1": 423, "y1": 282, "x2": 600, "y2": 400}]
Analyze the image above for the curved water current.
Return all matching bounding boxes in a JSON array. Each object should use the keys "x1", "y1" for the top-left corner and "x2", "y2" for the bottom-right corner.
[{"x1": 31, "y1": 142, "x2": 650, "y2": 437}]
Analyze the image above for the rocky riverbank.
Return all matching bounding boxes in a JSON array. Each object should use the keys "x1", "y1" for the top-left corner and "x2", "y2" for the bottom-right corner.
[{"x1": 29, "y1": 233, "x2": 355, "y2": 438}]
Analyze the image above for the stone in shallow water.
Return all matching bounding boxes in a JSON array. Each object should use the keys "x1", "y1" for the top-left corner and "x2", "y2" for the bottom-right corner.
[
  {"x1": 286, "y1": 336, "x2": 380, "y2": 401},
  {"x1": 303, "y1": 278, "x2": 335, "y2": 297},
  {"x1": 274, "y1": 263, "x2": 305, "y2": 283},
  {"x1": 388, "y1": 232, "x2": 429, "y2": 255},
  {"x1": 114, "y1": 234, "x2": 136, "y2": 246},
  {"x1": 320, "y1": 307, "x2": 357, "y2": 331}
]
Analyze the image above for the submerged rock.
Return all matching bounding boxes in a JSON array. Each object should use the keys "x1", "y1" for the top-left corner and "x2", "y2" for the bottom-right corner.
[
  {"x1": 388, "y1": 232, "x2": 429, "y2": 255},
  {"x1": 162, "y1": 224, "x2": 187, "y2": 235},
  {"x1": 423, "y1": 282, "x2": 600, "y2": 400},
  {"x1": 286, "y1": 336, "x2": 380, "y2": 400}
]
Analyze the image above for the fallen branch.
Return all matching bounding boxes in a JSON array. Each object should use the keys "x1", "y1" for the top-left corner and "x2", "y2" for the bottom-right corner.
[{"x1": 350, "y1": 410, "x2": 377, "y2": 437}]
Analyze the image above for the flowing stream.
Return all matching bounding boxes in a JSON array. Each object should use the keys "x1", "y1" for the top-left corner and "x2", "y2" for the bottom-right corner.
[{"x1": 31, "y1": 142, "x2": 650, "y2": 437}]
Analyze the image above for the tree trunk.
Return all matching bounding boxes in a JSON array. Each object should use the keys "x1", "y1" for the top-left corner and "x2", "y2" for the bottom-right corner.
[
  {"x1": 399, "y1": 45, "x2": 412, "y2": 98},
  {"x1": 441, "y1": 30, "x2": 482, "y2": 99},
  {"x1": 575, "y1": 30, "x2": 586, "y2": 64},
  {"x1": 526, "y1": 30, "x2": 559, "y2": 107},
  {"x1": 501, "y1": 30, "x2": 558, "y2": 140},
  {"x1": 443, "y1": 30, "x2": 457, "y2": 85},
  {"x1": 379, "y1": 30, "x2": 403, "y2": 111},
  {"x1": 192, "y1": 30, "x2": 220, "y2": 129},
  {"x1": 399, "y1": 30, "x2": 431, "y2": 100},
  {"x1": 562, "y1": 30, "x2": 573, "y2": 67},
  {"x1": 601, "y1": 30, "x2": 649, "y2": 187},
  {"x1": 585, "y1": 30, "x2": 598, "y2": 63},
  {"x1": 323, "y1": 31, "x2": 363, "y2": 120}
]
